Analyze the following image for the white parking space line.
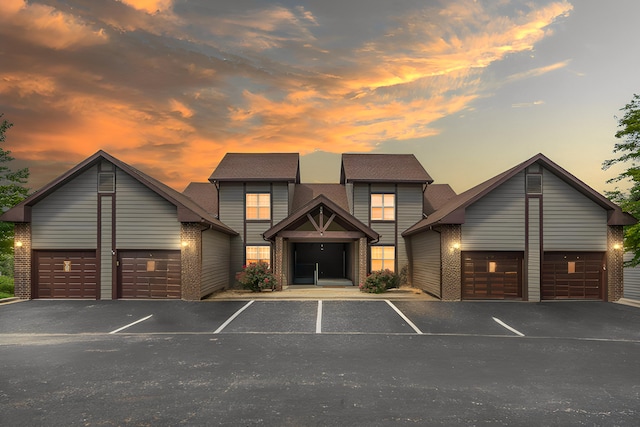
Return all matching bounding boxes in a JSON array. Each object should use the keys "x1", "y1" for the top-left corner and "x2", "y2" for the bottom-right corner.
[
  {"x1": 385, "y1": 300, "x2": 423, "y2": 334},
  {"x1": 492, "y1": 317, "x2": 525, "y2": 337},
  {"x1": 109, "y1": 315, "x2": 153, "y2": 334},
  {"x1": 316, "y1": 300, "x2": 323, "y2": 334},
  {"x1": 213, "y1": 300, "x2": 254, "y2": 334}
]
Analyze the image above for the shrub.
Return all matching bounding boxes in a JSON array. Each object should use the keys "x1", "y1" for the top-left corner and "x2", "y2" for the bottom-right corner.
[
  {"x1": 0, "y1": 276, "x2": 14, "y2": 298},
  {"x1": 236, "y1": 262, "x2": 276, "y2": 292},
  {"x1": 360, "y1": 269, "x2": 399, "y2": 293}
]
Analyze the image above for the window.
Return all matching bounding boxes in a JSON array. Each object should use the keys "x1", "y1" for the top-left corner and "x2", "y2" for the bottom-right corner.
[
  {"x1": 246, "y1": 246, "x2": 271, "y2": 266},
  {"x1": 246, "y1": 193, "x2": 271, "y2": 220},
  {"x1": 371, "y1": 246, "x2": 395, "y2": 272},
  {"x1": 371, "y1": 194, "x2": 395, "y2": 221}
]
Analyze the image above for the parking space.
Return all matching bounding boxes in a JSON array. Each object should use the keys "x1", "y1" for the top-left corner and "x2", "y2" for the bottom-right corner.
[{"x1": 1, "y1": 299, "x2": 639, "y2": 341}]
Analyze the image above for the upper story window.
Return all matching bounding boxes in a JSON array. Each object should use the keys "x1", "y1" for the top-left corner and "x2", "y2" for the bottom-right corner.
[
  {"x1": 371, "y1": 194, "x2": 395, "y2": 221},
  {"x1": 246, "y1": 193, "x2": 271, "y2": 220}
]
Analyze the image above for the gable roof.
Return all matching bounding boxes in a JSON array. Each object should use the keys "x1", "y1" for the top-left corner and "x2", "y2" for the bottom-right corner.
[
  {"x1": 183, "y1": 182, "x2": 218, "y2": 216},
  {"x1": 424, "y1": 184, "x2": 457, "y2": 215},
  {"x1": 403, "y1": 153, "x2": 636, "y2": 236},
  {"x1": 263, "y1": 194, "x2": 379, "y2": 241},
  {"x1": 1, "y1": 151, "x2": 237, "y2": 235},
  {"x1": 340, "y1": 153, "x2": 433, "y2": 184},
  {"x1": 209, "y1": 153, "x2": 300, "y2": 183},
  {"x1": 292, "y1": 183, "x2": 349, "y2": 212}
]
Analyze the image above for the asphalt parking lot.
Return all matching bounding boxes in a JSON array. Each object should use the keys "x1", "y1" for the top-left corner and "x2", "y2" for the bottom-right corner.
[{"x1": 1, "y1": 300, "x2": 639, "y2": 426}]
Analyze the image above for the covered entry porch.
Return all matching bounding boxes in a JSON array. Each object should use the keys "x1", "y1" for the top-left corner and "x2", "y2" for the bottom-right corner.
[{"x1": 264, "y1": 195, "x2": 379, "y2": 290}]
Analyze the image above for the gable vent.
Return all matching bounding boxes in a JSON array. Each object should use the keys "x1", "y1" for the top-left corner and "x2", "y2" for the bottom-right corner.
[
  {"x1": 98, "y1": 172, "x2": 115, "y2": 193},
  {"x1": 526, "y1": 174, "x2": 542, "y2": 194}
]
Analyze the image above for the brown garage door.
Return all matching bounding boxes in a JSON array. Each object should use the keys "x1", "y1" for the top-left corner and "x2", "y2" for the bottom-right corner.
[
  {"x1": 34, "y1": 251, "x2": 98, "y2": 299},
  {"x1": 462, "y1": 252, "x2": 523, "y2": 300},
  {"x1": 118, "y1": 250, "x2": 181, "y2": 299},
  {"x1": 542, "y1": 252, "x2": 604, "y2": 300}
]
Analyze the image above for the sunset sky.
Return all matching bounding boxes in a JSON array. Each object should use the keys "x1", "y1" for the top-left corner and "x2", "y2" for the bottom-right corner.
[{"x1": 1, "y1": 0, "x2": 639, "y2": 194}]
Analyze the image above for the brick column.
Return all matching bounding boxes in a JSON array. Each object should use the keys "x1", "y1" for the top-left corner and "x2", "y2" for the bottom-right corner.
[
  {"x1": 440, "y1": 224, "x2": 462, "y2": 301},
  {"x1": 13, "y1": 223, "x2": 32, "y2": 299},
  {"x1": 358, "y1": 237, "x2": 367, "y2": 287},
  {"x1": 180, "y1": 223, "x2": 202, "y2": 301},
  {"x1": 274, "y1": 236, "x2": 284, "y2": 291},
  {"x1": 607, "y1": 225, "x2": 624, "y2": 302}
]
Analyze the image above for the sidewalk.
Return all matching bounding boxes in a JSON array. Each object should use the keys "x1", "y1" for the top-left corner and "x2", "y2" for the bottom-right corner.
[{"x1": 205, "y1": 285, "x2": 438, "y2": 301}]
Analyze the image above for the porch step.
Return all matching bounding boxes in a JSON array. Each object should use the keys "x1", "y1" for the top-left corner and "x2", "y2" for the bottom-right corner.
[{"x1": 316, "y1": 279, "x2": 354, "y2": 287}]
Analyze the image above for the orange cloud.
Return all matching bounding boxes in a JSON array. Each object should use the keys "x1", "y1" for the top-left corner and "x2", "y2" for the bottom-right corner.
[{"x1": 0, "y1": 0, "x2": 107, "y2": 50}]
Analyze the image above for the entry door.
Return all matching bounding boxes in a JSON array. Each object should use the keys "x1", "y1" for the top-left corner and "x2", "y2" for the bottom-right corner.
[{"x1": 293, "y1": 243, "x2": 347, "y2": 283}]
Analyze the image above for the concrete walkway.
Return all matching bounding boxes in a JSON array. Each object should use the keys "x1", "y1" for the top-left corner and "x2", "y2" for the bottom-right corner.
[{"x1": 206, "y1": 285, "x2": 438, "y2": 301}]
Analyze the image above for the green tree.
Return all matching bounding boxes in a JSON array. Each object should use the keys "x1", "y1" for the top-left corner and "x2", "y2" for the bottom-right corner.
[
  {"x1": 603, "y1": 94, "x2": 640, "y2": 265},
  {"x1": 0, "y1": 115, "x2": 30, "y2": 269}
]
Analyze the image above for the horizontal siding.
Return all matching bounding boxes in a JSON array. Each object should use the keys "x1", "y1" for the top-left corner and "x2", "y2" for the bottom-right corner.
[
  {"x1": 353, "y1": 184, "x2": 369, "y2": 224},
  {"x1": 245, "y1": 222, "x2": 270, "y2": 244},
  {"x1": 115, "y1": 169, "x2": 180, "y2": 249},
  {"x1": 372, "y1": 222, "x2": 395, "y2": 245},
  {"x1": 397, "y1": 184, "x2": 423, "y2": 269},
  {"x1": 528, "y1": 198, "x2": 541, "y2": 302},
  {"x1": 100, "y1": 197, "x2": 113, "y2": 300},
  {"x1": 410, "y1": 231, "x2": 441, "y2": 297},
  {"x1": 543, "y1": 170, "x2": 607, "y2": 251},
  {"x1": 201, "y1": 229, "x2": 231, "y2": 297},
  {"x1": 623, "y1": 253, "x2": 640, "y2": 300},
  {"x1": 246, "y1": 183, "x2": 270, "y2": 193},
  {"x1": 272, "y1": 182, "x2": 289, "y2": 222},
  {"x1": 218, "y1": 183, "x2": 244, "y2": 282},
  {"x1": 371, "y1": 183, "x2": 395, "y2": 193},
  {"x1": 462, "y1": 172, "x2": 525, "y2": 251},
  {"x1": 32, "y1": 166, "x2": 98, "y2": 249}
]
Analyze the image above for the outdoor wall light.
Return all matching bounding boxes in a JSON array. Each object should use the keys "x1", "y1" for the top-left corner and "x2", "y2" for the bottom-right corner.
[
  {"x1": 613, "y1": 243, "x2": 622, "y2": 250},
  {"x1": 15, "y1": 241, "x2": 23, "y2": 248},
  {"x1": 181, "y1": 241, "x2": 189, "y2": 247},
  {"x1": 452, "y1": 242, "x2": 460, "y2": 250}
]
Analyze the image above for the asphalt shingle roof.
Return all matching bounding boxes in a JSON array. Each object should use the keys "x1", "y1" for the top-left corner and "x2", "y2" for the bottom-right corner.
[
  {"x1": 209, "y1": 153, "x2": 300, "y2": 182},
  {"x1": 340, "y1": 154, "x2": 433, "y2": 184},
  {"x1": 291, "y1": 184, "x2": 349, "y2": 212},
  {"x1": 183, "y1": 182, "x2": 218, "y2": 216}
]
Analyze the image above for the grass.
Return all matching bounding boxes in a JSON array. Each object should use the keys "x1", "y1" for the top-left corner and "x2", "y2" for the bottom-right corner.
[{"x1": 0, "y1": 276, "x2": 14, "y2": 299}]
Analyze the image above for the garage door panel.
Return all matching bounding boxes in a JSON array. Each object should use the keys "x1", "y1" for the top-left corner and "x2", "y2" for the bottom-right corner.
[
  {"x1": 34, "y1": 251, "x2": 98, "y2": 299},
  {"x1": 118, "y1": 251, "x2": 181, "y2": 299},
  {"x1": 542, "y1": 252, "x2": 604, "y2": 300},
  {"x1": 462, "y1": 252, "x2": 523, "y2": 300}
]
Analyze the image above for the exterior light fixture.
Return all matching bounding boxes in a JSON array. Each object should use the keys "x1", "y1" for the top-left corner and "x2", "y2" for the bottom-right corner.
[
  {"x1": 613, "y1": 243, "x2": 622, "y2": 250},
  {"x1": 15, "y1": 241, "x2": 23, "y2": 248},
  {"x1": 181, "y1": 241, "x2": 189, "y2": 247},
  {"x1": 452, "y1": 242, "x2": 460, "y2": 250}
]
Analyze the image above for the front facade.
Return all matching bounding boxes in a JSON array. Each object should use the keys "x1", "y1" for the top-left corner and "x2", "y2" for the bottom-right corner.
[{"x1": 2, "y1": 151, "x2": 635, "y2": 301}]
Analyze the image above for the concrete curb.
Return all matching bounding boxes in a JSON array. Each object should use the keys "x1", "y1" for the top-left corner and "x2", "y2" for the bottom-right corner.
[
  {"x1": 205, "y1": 286, "x2": 438, "y2": 301},
  {"x1": 615, "y1": 298, "x2": 640, "y2": 309}
]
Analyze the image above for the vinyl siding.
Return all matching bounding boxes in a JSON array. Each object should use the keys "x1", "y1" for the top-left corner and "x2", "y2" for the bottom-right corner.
[
  {"x1": 527, "y1": 198, "x2": 541, "y2": 301},
  {"x1": 543, "y1": 170, "x2": 607, "y2": 251},
  {"x1": 200, "y1": 229, "x2": 231, "y2": 297},
  {"x1": 246, "y1": 222, "x2": 270, "y2": 244},
  {"x1": 246, "y1": 183, "x2": 270, "y2": 193},
  {"x1": 353, "y1": 184, "x2": 369, "y2": 224},
  {"x1": 272, "y1": 182, "x2": 288, "y2": 222},
  {"x1": 623, "y1": 253, "x2": 640, "y2": 300},
  {"x1": 410, "y1": 231, "x2": 441, "y2": 297},
  {"x1": 32, "y1": 166, "x2": 98, "y2": 249},
  {"x1": 371, "y1": 183, "x2": 396, "y2": 193},
  {"x1": 372, "y1": 222, "x2": 395, "y2": 245},
  {"x1": 345, "y1": 183, "x2": 354, "y2": 214},
  {"x1": 218, "y1": 182, "x2": 245, "y2": 281},
  {"x1": 397, "y1": 184, "x2": 423, "y2": 270},
  {"x1": 462, "y1": 172, "x2": 525, "y2": 251},
  {"x1": 115, "y1": 169, "x2": 180, "y2": 249},
  {"x1": 100, "y1": 196, "x2": 113, "y2": 300}
]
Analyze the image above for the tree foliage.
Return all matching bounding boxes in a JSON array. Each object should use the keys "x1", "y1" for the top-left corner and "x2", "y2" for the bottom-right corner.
[
  {"x1": 0, "y1": 115, "x2": 30, "y2": 261},
  {"x1": 603, "y1": 94, "x2": 640, "y2": 266}
]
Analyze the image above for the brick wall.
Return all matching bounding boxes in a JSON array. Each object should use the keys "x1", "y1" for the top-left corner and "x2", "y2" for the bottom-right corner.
[
  {"x1": 180, "y1": 223, "x2": 202, "y2": 301},
  {"x1": 358, "y1": 237, "x2": 367, "y2": 287},
  {"x1": 607, "y1": 225, "x2": 624, "y2": 301},
  {"x1": 13, "y1": 223, "x2": 31, "y2": 299},
  {"x1": 440, "y1": 224, "x2": 462, "y2": 301}
]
